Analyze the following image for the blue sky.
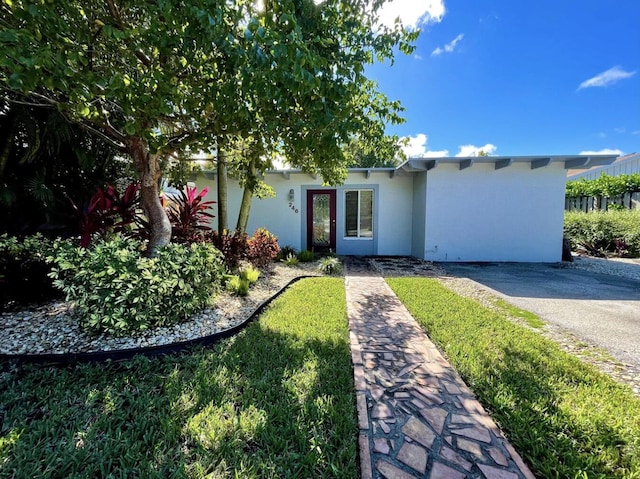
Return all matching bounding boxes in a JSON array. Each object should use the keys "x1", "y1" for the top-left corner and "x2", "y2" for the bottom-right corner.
[{"x1": 369, "y1": 0, "x2": 640, "y2": 158}]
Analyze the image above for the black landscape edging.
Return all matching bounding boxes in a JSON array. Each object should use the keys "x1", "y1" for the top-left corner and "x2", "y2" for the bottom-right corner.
[{"x1": 0, "y1": 275, "x2": 314, "y2": 366}]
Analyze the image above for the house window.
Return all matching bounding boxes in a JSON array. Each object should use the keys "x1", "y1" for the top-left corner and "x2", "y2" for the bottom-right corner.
[{"x1": 345, "y1": 190, "x2": 373, "y2": 238}]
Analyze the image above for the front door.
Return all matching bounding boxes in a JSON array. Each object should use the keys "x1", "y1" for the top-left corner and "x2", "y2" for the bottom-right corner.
[{"x1": 307, "y1": 190, "x2": 336, "y2": 253}]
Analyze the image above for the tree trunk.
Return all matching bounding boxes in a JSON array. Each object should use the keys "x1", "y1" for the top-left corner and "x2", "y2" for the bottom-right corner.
[
  {"x1": 236, "y1": 185, "x2": 253, "y2": 234},
  {"x1": 126, "y1": 136, "x2": 171, "y2": 256},
  {"x1": 236, "y1": 158, "x2": 256, "y2": 234},
  {"x1": 217, "y1": 140, "x2": 228, "y2": 233}
]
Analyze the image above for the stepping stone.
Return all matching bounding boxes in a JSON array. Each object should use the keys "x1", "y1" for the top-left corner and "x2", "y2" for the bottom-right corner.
[
  {"x1": 378, "y1": 419, "x2": 391, "y2": 434},
  {"x1": 397, "y1": 442, "x2": 428, "y2": 474},
  {"x1": 440, "y1": 445, "x2": 473, "y2": 471},
  {"x1": 457, "y1": 438, "x2": 483, "y2": 457},
  {"x1": 376, "y1": 459, "x2": 417, "y2": 479},
  {"x1": 429, "y1": 462, "x2": 467, "y2": 479},
  {"x1": 374, "y1": 438, "x2": 390, "y2": 454},
  {"x1": 488, "y1": 447, "x2": 510, "y2": 467},
  {"x1": 442, "y1": 381, "x2": 462, "y2": 394},
  {"x1": 371, "y1": 385, "x2": 385, "y2": 402},
  {"x1": 397, "y1": 363, "x2": 422, "y2": 377},
  {"x1": 478, "y1": 464, "x2": 520, "y2": 479},
  {"x1": 402, "y1": 416, "x2": 436, "y2": 449},
  {"x1": 372, "y1": 402, "x2": 394, "y2": 419},
  {"x1": 451, "y1": 413, "x2": 476, "y2": 425},
  {"x1": 419, "y1": 407, "x2": 448, "y2": 435},
  {"x1": 451, "y1": 426, "x2": 491, "y2": 443}
]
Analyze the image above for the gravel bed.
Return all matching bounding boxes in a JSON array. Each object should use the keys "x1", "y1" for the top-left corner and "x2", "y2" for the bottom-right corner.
[
  {"x1": 369, "y1": 256, "x2": 640, "y2": 396},
  {"x1": 567, "y1": 254, "x2": 640, "y2": 281},
  {"x1": 0, "y1": 263, "x2": 321, "y2": 356}
]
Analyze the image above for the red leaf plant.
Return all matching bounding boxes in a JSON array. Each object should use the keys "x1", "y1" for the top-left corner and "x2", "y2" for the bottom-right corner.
[
  {"x1": 69, "y1": 182, "x2": 140, "y2": 247},
  {"x1": 167, "y1": 186, "x2": 216, "y2": 244}
]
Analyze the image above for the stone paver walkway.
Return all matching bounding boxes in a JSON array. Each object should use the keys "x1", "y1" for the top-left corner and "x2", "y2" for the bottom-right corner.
[{"x1": 345, "y1": 260, "x2": 536, "y2": 479}]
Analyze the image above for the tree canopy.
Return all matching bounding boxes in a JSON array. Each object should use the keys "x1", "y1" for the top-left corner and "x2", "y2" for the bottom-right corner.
[{"x1": 0, "y1": 0, "x2": 417, "y2": 249}]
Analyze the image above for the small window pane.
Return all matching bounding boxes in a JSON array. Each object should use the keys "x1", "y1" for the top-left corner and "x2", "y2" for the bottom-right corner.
[
  {"x1": 360, "y1": 190, "x2": 373, "y2": 238},
  {"x1": 345, "y1": 191, "x2": 358, "y2": 237}
]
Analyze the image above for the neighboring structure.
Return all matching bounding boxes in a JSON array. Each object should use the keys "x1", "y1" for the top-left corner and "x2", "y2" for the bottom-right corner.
[
  {"x1": 567, "y1": 152, "x2": 639, "y2": 180},
  {"x1": 196, "y1": 155, "x2": 616, "y2": 262}
]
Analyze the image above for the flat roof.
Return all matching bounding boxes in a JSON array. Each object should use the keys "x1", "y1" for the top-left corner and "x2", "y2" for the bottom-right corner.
[
  {"x1": 397, "y1": 154, "x2": 618, "y2": 174},
  {"x1": 198, "y1": 155, "x2": 618, "y2": 179}
]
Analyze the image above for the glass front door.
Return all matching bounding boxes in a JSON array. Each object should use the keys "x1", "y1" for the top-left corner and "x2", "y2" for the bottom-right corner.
[{"x1": 306, "y1": 190, "x2": 336, "y2": 252}]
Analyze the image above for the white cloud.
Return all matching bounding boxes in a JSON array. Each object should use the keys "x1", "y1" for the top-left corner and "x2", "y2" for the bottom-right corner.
[
  {"x1": 455, "y1": 144, "x2": 497, "y2": 157},
  {"x1": 578, "y1": 66, "x2": 636, "y2": 90},
  {"x1": 377, "y1": 0, "x2": 445, "y2": 30},
  {"x1": 414, "y1": 54, "x2": 423, "y2": 60},
  {"x1": 423, "y1": 149, "x2": 450, "y2": 157},
  {"x1": 401, "y1": 133, "x2": 449, "y2": 158},
  {"x1": 432, "y1": 33, "x2": 464, "y2": 56},
  {"x1": 579, "y1": 148, "x2": 624, "y2": 156}
]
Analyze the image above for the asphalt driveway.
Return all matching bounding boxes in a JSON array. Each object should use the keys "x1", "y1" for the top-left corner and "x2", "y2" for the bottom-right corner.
[{"x1": 440, "y1": 262, "x2": 640, "y2": 369}]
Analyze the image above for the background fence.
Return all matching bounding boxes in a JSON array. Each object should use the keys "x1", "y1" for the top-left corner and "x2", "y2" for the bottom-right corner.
[{"x1": 565, "y1": 191, "x2": 640, "y2": 212}]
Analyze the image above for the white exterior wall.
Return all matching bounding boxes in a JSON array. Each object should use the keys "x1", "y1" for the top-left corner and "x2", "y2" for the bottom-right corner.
[
  {"x1": 368, "y1": 173, "x2": 413, "y2": 255},
  {"x1": 411, "y1": 173, "x2": 427, "y2": 258},
  {"x1": 420, "y1": 162, "x2": 566, "y2": 262},
  {"x1": 195, "y1": 171, "x2": 413, "y2": 255}
]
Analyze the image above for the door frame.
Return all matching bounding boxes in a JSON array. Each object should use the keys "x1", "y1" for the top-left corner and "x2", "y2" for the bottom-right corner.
[{"x1": 306, "y1": 189, "x2": 336, "y2": 252}]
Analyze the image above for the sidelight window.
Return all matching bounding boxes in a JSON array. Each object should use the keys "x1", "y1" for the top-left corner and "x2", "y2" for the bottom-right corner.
[{"x1": 345, "y1": 190, "x2": 373, "y2": 238}]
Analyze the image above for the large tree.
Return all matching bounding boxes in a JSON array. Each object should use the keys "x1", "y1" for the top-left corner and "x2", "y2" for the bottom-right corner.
[{"x1": 1, "y1": 0, "x2": 416, "y2": 251}]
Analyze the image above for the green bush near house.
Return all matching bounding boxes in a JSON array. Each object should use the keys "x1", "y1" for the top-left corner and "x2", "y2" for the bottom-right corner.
[
  {"x1": 564, "y1": 210, "x2": 640, "y2": 256},
  {"x1": 227, "y1": 275, "x2": 250, "y2": 296},
  {"x1": 49, "y1": 236, "x2": 225, "y2": 335},
  {"x1": 318, "y1": 256, "x2": 342, "y2": 275},
  {"x1": 239, "y1": 265, "x2": 260, "y2": 284},
  {"x1": 276, "y1": 245, "x2": 298, "y2": 261},
  {"x1": 297, "y1": 249, "x2": 315, "y2": 262},
  {"x1": 282, "y1": 253, "x2": 300, "y2": 266}
]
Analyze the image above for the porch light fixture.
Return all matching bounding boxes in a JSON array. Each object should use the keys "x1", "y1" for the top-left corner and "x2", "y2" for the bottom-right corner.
[{"x1": 288, "y1": 189, "x2": 294, "y2": 201}]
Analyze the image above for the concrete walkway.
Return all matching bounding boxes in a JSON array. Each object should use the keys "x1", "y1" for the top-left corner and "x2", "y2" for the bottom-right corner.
[{"x1": 345, "y1": 260, "x2": 535, "y2": 479}]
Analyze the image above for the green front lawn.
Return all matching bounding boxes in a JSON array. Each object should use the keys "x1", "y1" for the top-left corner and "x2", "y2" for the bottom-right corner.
[
  {"x1": 387, "y1": 277, "x2": 640, "y2": 479},
  {"x1": 0, "y1": 278, "x2": 356, "y2": 479}
]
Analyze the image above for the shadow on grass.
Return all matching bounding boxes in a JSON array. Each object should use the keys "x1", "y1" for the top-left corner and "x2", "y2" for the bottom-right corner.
[
  {"x1": 476, "y1": 344, "x2": 640, "y2": 478},
  {"x1": 0, "y1": 281, "x2": 357, "y2": 479}
]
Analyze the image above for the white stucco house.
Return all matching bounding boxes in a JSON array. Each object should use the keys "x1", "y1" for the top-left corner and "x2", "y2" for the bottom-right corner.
[{"x1": 196, "y1": 154, "x2": 616, "y2": 262}]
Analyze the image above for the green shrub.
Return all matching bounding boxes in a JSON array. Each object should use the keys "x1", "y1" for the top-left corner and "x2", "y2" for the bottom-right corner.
[
  {"x1": 226, "y1": 275, "x2": 250, "y2": 296},
  {"x1": 283, "y1": 253, "x2": 299, "y2": 266},
  {"x1": 246, "y1": 228, "x2": 280, "y2": 268},
  {"x1": 566, "y1": 173, "x2": 640, "y2": 198},
  {"x1": 318, "y1": 256, "x2": 342, "y2": 275},
  {"x1": 239, "y1": 265, "x2": 260, "y2": 284},
  {"x1": 49, "y1": 236, "x2": 225, "y2": 335},
  {"x1": 297, "y1": 249, "x2": 315, "y2": 262},
  {"x1": 277, "y1": 245, "x2": 297, "y2": 261},
  {"x1": 0, "y1": 234, "x2": 61, "y2": 310},
  {"x1": 564, "y1": 210, "x2": 640, "y2": 257}
]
